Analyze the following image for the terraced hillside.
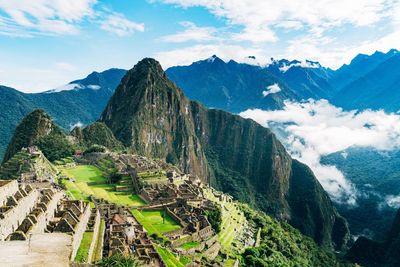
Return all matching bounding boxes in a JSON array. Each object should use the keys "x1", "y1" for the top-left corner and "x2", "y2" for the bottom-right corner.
[
  {"x1": 0, "y1": 148, "x2": 56, "y2": 180},
  {"x1": 204, "y1": 187, "x2": 247, "y2": 252}
]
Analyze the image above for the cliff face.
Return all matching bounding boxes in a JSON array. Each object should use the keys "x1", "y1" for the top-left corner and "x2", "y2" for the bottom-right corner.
[{"x1": 100, "y1": 58, "x2": 349, "y2": 249}]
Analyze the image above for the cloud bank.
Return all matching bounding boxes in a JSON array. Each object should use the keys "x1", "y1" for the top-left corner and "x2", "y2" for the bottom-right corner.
[
  {"x1": 0, "y1": 0, "x2": 144, "y2": 36},
  {"x1": 240, "y1": 99, "x2": 400, "y2": 204}
]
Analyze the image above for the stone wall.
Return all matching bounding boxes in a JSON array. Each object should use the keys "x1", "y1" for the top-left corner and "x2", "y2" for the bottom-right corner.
[
  {"x1": 0, "y1": 189, "x2": 40, "y2": 241},
  {"x1": 70, "y1": 204, "x2": 91, "y2": 261},
  {"x1": 0, "y1": 180, "x2": 18, "y2": 206},
  {"x1": 31, "y1": 191, "x2": 64, "y2": 234},
  {"x1": 87, "y1": 209, "x2": 101, "y2": 263}
]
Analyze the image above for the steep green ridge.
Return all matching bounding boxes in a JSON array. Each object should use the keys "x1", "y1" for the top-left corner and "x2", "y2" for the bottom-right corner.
[
  {"x1": 77, "y1": 122, "x2": 122, "y2": 150},
  {"x1": 100, "y1": 58, "x2": 349, "y2": 249},
  {"x1": 346, "y1": 208, "x2": 400, "y2": 266},
  {"x1": 101, "y1": 58, "x2": 208, "y2": 178},
  {"x1": 239, "y1": 203, "x2": 349, "y2": 267},
  {"x1": 2, "y1": 109, "x2": 73, "y2": 163}
]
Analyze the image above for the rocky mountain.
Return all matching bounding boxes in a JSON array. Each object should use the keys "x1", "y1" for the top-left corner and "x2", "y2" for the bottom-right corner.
[
  {"x1": 2, "y1": 109, "x2": 73, "y2": 163},
  {"x1": 330, "y1": 49, "x2": 398, "y2": 91},
  {"x1": 166, "y1": 55, "x2": 300, "y2": 113},
  {"x1": 265, "y1": 59, "x2": 336, "y2": 99},
  {"x1": 346, "y1": 208, "x2": 400, "y2": 266},
  {"x1": 0, "y1": 68, "x2": 126, "y2": 158},
  {"x1": 166, "y1": 56, "x2": 337, "y2": 113},
  {"x1": 332, "y1": 50, "x2": 400, "y2": 111},
  {"x1": 101, "y1": 58, "x2": 349, "y2": 249},
  {"x1": 168, "y1": 50, "x2": 400, "y2": 113}
]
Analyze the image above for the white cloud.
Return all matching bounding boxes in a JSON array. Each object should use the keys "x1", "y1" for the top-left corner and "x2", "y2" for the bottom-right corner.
[
  {"x1": 0, "y1": 1, "x2": 145, "y2": 37},
  {"x1": 262, "y1": 83, "x2": 281, "y2": 97},
  {"x1": 155, "y1": 44, "x2": 270, "y2": 68},
  {"x1": 161, "y1": 21, "x2": 217, "y2": 42},
  {"x1": 240, "y1": 99, "x2": 400, "y2": 204},
  {"x1": 70, "y1": 121, "x2": 84, "y2": 130},
  {"x1": 99, "y1": 13, "x2": 144, "y2": 36},
  {"x1": 278, "y1": 60, "x2": 321, "y2": 72},
  {"x1": 0, "y1": 0, "x2": 96, "y2": 35},
  {"x1": 156, "y1": 0, "x2": 395, "y2": 44},
  {"x1": 386, "y1": 195, "x2": 400, "y2": 208},
  {"x1": 46, "y1": 83, "x2": 84, "y2": 93},
  {"x1": 280, "y1": 30, "x2": 400, "y2": 69}
]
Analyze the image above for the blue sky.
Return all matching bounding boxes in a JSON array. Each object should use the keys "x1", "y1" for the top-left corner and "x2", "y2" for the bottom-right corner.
[{"x1": 0, "y1": 0, "x2": 399, "y2": 92}]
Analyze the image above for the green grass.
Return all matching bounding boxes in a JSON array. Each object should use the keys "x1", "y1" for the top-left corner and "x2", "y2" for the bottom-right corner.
[
  {"x1": 204, "y1": 188, "x2": 246, "y2": 251},
  {"x1": 59, "y1": 165, "x2": 145, "y2": 206},
  {"x1": 155, "y1": 246, "x2": 186, "y2": 267},
  {"x1": 179, "y1": 241, "x2": 200, "y2": 250},
  {"x1": 75, "y1": 231, "x2": 94, "y2": 263},
  {"x1": 131, "y1": 209, "x2": 181, "y2": 235},
  {"x1": 93, "y1": 219, "x2": 105, "y2": 263}
]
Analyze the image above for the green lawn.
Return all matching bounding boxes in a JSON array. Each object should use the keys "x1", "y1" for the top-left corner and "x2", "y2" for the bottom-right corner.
[
  {"x1": 203, "y1": 188, "x2": 246, "y2": 251},
  {"x1": 131, "y1": 209, "x2": 181, "y2": 235},
  {"x1": 60, "y1": 165, "x2": 145, "y2": 206},
  {"x1": 75, "y1": 231, "x2": 94, "y2": 263},
  {"x1": 93, "y1": 219, "x2": 105, "y2": 263},
  {"x1": 156, "y1": 246, "x2": 188, "y2": 267}
]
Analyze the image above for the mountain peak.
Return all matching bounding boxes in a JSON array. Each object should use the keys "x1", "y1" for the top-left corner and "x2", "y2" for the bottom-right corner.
[
  {"x1": 133, "y1": 57, "x2": 164, "y2": 74},
  {"x1": 2, "y1": 109, "x2": 59, "y2": 163}
]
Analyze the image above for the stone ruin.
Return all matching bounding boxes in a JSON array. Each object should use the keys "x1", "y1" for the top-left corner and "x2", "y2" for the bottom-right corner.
[
  {"x1": 140, "y1": 180, "x2": 203, "y2": 205},
  {"x1": 0, "y1": 179, "x2": 93, "y2": 266},
  {"x1": 93, "y1": 198, "x2": 165, "y2": 266}
]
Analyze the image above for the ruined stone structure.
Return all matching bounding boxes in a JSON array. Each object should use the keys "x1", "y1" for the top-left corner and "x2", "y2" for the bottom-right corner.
[
  {"x1": 94, "y1": 198, "x2": 165, "y2": 266},
  {"x1": 140, "y1": 180, "x2": 202, "y2": 205},
  {"x1": 0, "y1": 180, "x2": 92, "y2": 265}
]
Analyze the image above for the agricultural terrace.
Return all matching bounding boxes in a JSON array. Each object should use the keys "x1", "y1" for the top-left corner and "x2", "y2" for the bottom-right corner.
[
  {"x1": 156, "y1": 245, "x2": 190, "y2": 267},
  {"x1": 203, "y1": 188, "x2": 246, "y2": 251},
  {"x1": 59, "y1": 165, "x2": 145, "y2": 206},
  {"x1": 131, "y1": 209, "x2": 181, "y2": 236}
]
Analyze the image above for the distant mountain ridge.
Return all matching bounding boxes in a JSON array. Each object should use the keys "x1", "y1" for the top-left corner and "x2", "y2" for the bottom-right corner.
[
  {"x1": 1, "y1": 49, "x2": 399, "y2": 159},
  {"x1": 0, "y1": 68, "x2": 126, "y2": 158},
  {"x1": 167, "y1": 49, "x2": 400, "y2": 113}
]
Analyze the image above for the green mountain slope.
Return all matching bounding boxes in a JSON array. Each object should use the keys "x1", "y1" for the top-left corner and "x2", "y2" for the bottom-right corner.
[
  {"x1": 100, "y1": 58, "x2": 349, "y2": 249},
  {"x1": 2, "y1": 109, "x2": 74, "y2": 163}
]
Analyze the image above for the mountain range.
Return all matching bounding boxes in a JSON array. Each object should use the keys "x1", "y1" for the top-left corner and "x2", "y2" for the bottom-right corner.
[{"x1": 1, "y1": 49, "x2": 399, "y2": 160}]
